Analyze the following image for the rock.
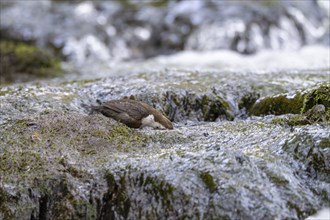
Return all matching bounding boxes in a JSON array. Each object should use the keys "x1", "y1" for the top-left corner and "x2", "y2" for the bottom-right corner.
[
  {"x1": 250, "y1": 83, "x2": 330, "y2": 118},
  {"x1": 0, "y1": 68, "x2": 329, "y2": 219},
  {"x1": 0, "y1": 41, "x2": 62, "y2": 84}
]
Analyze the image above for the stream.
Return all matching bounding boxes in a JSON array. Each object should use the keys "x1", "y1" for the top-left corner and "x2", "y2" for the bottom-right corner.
[{"x1": 0, "y1": 1, "x2": 330, "y2": 219}]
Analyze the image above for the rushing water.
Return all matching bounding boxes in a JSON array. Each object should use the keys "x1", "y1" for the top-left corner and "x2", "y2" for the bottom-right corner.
[
  {"x1": 1, "y1": 0, "x2": 329, "y2": 65},
  {"x1": 0, "y1": 1, "x2": 330, "y2": 219}
]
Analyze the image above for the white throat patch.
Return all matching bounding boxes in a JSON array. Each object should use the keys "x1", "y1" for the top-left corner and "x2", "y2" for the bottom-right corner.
[{"x1": 141, "y1": 114, "x2": 166, "y2": 130}]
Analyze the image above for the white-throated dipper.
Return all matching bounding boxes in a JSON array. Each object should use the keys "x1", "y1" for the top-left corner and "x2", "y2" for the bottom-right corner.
[{"x1": 92, "y1": 99, "x2": 173, "y2": 130}]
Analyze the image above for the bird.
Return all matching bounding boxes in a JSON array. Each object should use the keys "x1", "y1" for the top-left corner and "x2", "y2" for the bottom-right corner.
[{"x1": 92, "y1": 99, "x2": 173, "y2": 130}]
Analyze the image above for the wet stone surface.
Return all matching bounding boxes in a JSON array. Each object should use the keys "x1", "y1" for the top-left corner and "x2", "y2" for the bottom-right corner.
[{"x1": 0, "y1": 68, "x2": 329, "y2": 219}]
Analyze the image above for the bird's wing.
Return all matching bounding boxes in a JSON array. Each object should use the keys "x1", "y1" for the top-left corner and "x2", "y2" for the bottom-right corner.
[
  {"x1": 101, "y1": 100, "x2": 150, "y2": 120},
  {"x1": 114, "y1": 112, "x2": 141, "y2": 128}
]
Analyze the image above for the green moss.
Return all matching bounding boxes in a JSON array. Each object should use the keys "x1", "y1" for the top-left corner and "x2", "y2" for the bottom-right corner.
[
  {"x1": 252, "y1": 0, "x2": 279, "y2": 7},
  {"x1": 72, "y1": 199, "x2": 97, "y2": 219},
  {"x1": 285, "y1": 115, "x2": 308, "y2": 126},
  {"x1": 302, "y1": 84, "x2": 330, "y2": 113},
  {"x1": 103, "y1": 171, "x2": 131, "y2": 219},
  {"x1": 0, "y1": 112, "x2": 151, "y2": 186},
  {"x1": 271, "y1": 115, "x2": 310, "y2": 126},
  {"x1": 0, "y1": 41, "x2": 63, "y2": 83},
  {"x1": 199, "y1": 171, "x2": 217, "y2": 193},
  {"x1": 59, "y1": 94, "x2": 76, "y2": 103},
  {"x1": 143, "y1": 175, "x2": 175, "y2": 209},
  {"x1": 136, "y1": 73, "x2": 150, "y2": 81},
  {"x1": 61, "y1": 78, "x2": 99, "y2": 86},
  {"x1": 318, "y1": 139, "x2": 330, "y2": 149},
  {"x1": 0, "y1": 150, "x2": 44, "y2": 175},
  {"x1": 201, "y1": 95, "x2": 224, "y2": 121},
  {"x1": 271, "y1": 117, "x2": 287, "y2": 125},
  {"x1": 161, "y1": 90, "x2": 234, "y2": 121},
  {"x1": 0, "y1": 188, "x2": 16, "y2": 219},
  {"x1": 0, "y1": 89, "x2": 12, "y2": 96},
  {"x1": 238, "y1": 91, "x2": 260, "y2": 111},
  {"x1": 200, "y1": 94, "x2": 230, "y2": 120},
  {"x1": 31, "y1": 177, "x2": 99, "y2": 220},
  {"x1": 252, "y1": 84, "x2": 330, "y2": 117},
  {"x1": 280, "y1": 115, "x2": 313, "y2": 126},
  {"x1": 267, "y1": 174, "x2": 289, "y2": 186},
  {"x1": 104, "y1": 124, "x2": 149, "y2": 150},
  {"x1": 0, "y1": 119, "x2": 46, "y2": 183},
  {"x1": 326, "y1": 109, "x2": 330, "y2": 122},
  {"x1": 283, "y1": 133, "x2": 330, "y2": 182},
  {"x1": 0, "y1": 112, "x2": 155, "y2": 218},
  {"x1": 146, "y1": 0, "x2": 168, "y2": 8},
  {"x1": 250, "y1": 93, "x2": 304, "y2": 116},
  {"x1": 272, "y1": 103, "x2": 329, "y2": 126}
]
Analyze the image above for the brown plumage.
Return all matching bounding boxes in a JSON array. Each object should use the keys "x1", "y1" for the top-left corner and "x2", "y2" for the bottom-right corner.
[{"x1": 92, "y1": 99, "x2": 173, "y2": 130}]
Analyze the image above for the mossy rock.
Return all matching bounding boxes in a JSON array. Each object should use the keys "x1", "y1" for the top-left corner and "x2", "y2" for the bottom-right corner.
[
  {"x1": 0, "y1": 112, "x2": 151, "y2": 219},
  {"x1": 302, "y1": 84, "x2": 330, "y2": 113},
  {"x1": 250, "y1": 83, "x2": 330, "y2": 116},
  {"x1": 0, "y1": 41, "x2": 62, "y2": 83},
  {"x1": 201, "y1": 94, "x2": 233, "y2": 121},
  {"x1": 283, "y1": 133, "x2": 330, "y2": 182},
  {"x1": 157, "y1": 91, "x2": 234, "y2": 122},
  {"x1": 0, "y1": 187, "x2": 16, "y2": 219},
  {"x1": 0, "y1": 112, "x2": 150, "y2": 185},
  {"x1": 272, "y1": 104, "x2": 329, "y2": 126},
  {"x1": 238, "y1": 91, "x2": 260, "y2": 112},
  {"x1": 102, "y1": 170, "x2": 176, "y2": 219},
  {"x1": 250, "y1": 93, "x2": 304, "y2": 116},
  {"x1": 101, "y1": 171, "x2": 131, "y2": 219}
]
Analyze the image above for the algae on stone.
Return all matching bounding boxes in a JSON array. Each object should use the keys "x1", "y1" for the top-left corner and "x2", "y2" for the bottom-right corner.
[
  {"x1": 0, "y1": 41, "x2": 62, "y2": 83},
  {"x1": 250, "y1": 83, "x2": 330, "y2": 117},
  {"x1": 199, "y1": 171, "x2": 217, "y2": 193},
  {"x1": 282, "y1": 130, "x2": 330, "y2": 183},
  {"x1": 139, "y1": 90, "x2": 234, "y2": 122},
  {"x1": 0, "y1": 111, "x2": 154, "y2": 219},
  {"x1": 250, "y1": 93, "x2": 304, "y2": 116},
  {"x1": 302, "y1": 83, "x2": 330, "y2": 113}
]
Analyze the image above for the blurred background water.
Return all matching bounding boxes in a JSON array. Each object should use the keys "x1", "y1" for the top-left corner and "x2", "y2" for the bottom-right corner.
[{"x1": 1, "y1": 0, "x2": 329, "y2": 76}]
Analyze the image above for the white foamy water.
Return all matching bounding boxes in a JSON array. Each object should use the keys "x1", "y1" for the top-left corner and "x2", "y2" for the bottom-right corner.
[
  {"x1": 154, "y1": 46, "x2": 330, "y2": 71},
  {"x1": 306, "y1": 208, "x2": 330, "y2": 220}
]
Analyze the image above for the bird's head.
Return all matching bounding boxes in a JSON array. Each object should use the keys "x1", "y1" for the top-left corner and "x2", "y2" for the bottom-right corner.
[
  {"x1": 153, "y1": 113, "x2": 173, "y2": 130},
  {"x1": 141, "y1": 103, "x2": 173, "y2": 130}
]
